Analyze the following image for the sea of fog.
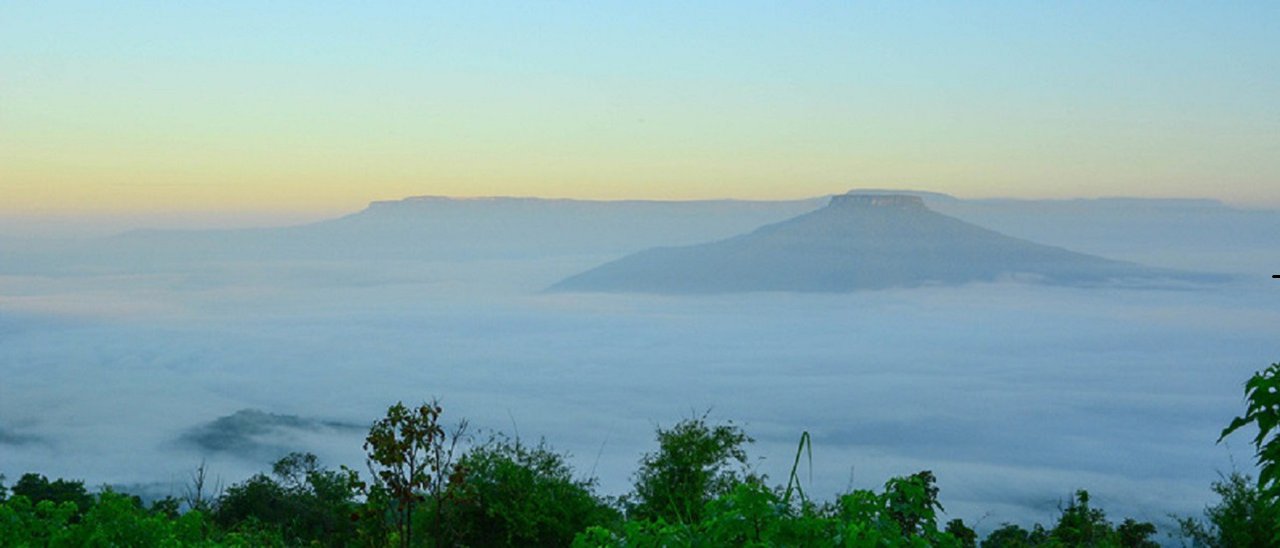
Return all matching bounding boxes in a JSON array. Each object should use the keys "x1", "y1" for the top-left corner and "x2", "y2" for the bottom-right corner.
[{"x1": 1, "y1": 254, "x2": 1277, "y2": 535}]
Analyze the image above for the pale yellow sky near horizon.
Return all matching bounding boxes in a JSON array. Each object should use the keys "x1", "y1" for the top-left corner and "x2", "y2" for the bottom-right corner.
[
  {"x1": 4, "y1": 3, "x2": 1278, "y2": 217},
  {"x1": 6, "y1": 178, "x2": 1274, "y2": 219}
]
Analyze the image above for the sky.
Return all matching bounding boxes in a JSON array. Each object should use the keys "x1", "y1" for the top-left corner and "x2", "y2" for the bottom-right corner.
[{"x1": 3, "y1": 1, "x2": 1279, "y2": 219}]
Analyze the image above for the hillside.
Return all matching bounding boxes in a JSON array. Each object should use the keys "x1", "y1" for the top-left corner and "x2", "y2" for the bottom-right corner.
[{"x1": 551, "y1": 193, "x2": 1217, "y2": 293}]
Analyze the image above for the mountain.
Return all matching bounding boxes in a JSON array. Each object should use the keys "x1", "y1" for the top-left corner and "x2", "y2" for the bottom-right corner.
[
  {"x1": 298, "y1": 196, "x2": 829, "y2": 259},
  {"x1": 550, "y1": 193, "x2": 1221, "y2": 293},
  {"x1": 922, "y1": 196, "x2": 1280, "y2": 273},
  {"x1": 4, "y1": 192, "x2": 1273, "y2": 279},
  {"x1": 0, "y1": 197, "x2": 827, "y2": 275},
  {"x1": 102, "y1": 196, "x2": 828, "y2": 261}
]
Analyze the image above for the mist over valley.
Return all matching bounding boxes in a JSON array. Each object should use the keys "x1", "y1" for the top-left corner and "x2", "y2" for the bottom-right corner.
[{"x1": 1, "y1": 191, "x2": 1276, "y2": 535}]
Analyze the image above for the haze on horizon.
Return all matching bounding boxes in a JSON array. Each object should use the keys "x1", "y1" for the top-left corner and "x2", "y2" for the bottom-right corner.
[
  {"x1": 3, "y1": 3, "x2": 1280, "y2": 541},
  {"x1": 3, "y1": 1, "x2": 1279, "y2": 219},
  {"x1": 2, "y1": 192, "x2": 1278, "y2": 535}
]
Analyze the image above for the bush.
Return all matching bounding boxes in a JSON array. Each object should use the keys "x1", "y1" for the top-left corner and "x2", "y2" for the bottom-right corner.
[
  {"x1": 433, "y1": 435, "x2": 618, "y2": 547},
  {"x1": 977, "y1": 490, "x2": 1158, "y2": 547},
  {"x1": 213, "y1": 452, "x2": 360, "y2": 546},
  {"x1": 1220, "y1": 363, "x2": 1280, "y2": 499},
  {"x1": 627, "y1": 413, "x2": 755, "y2": 524},
  {"x1": 0, "y1": 490, "x2": 216, "y2": 546},
  {"x1": 582, "y1": 470, "x2": 974, "y2": 547},
  {"x1": 9, "y1": 473, "x2": 95, "y2": 518},
  {"x1": 1178, "y1": 472, "x2": 1280, "y2": 548}
]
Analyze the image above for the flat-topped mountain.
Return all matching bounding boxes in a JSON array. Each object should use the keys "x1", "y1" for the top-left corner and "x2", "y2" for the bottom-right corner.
[
  {"x1": 5, "y1": 192, "x2": 1271, "y2": 278},
  {"x1": 550, "y1": 193, "x2": 1219, "y2": 293},
  {"x1": 69, "y1": 196, "x2": 825, "y2": 267}
]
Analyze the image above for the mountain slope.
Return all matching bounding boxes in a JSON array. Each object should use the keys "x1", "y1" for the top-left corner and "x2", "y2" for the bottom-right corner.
[
  {"x1": 550, "y1": 194, "x2": 1217, "y2": 293},
  {"x1": 93, "y1": 197, "x2": 827, "y2": 263}
]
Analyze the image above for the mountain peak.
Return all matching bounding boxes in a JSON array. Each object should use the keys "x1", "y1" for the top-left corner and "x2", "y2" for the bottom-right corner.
[
  {"x1": 551, "y1": 192, "x2": 1215, "y2": 293},
  {"x1": 828, "y1": 193, "x2": 927, "y2": 210}
]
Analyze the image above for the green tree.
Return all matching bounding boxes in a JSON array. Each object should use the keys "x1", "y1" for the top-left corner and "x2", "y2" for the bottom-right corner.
[
  {"x1": 214, "y1": 452, "x2": 360, "y2": 546},
  {"x1": 1051, "y1": 490, "x2": 1113, "y2": 545},
  {"x1": 74, "y1": 490, "x2": 212, "y2": 546},
  {"x1": 214, "y1": 474, "x2": 290, "y2": 538},
  {"x1": 9, "y1": 473, "x2": 94, "y2": 518},
  {"x1": 1115, "y1": 518, "x2": 1158, "y2": 548},
  {"x1": 1178, "y1": 472, "x2": 1280, "y2": 548},
  {"x1": 0, "y1": 495, "x2": 79, "y2": 546},
  {"x1": 978, "y1": 491, "x2": 1157, "y2": 548},
  {"x1": 628, "y1": 413, "x2": 754, "y2": 524},
  {"x1": 885, "y1": 470, "x2": 944, "y2": 537},
  {"x1": 437, "y1": 435, "x2": 618, "y2": 546},
  {"x1": 830, "y1": 470, "x2": 962, "y2": 546},
  {"x1": 982, "y1": 523, "x2": 1045, "y2": 547},
  {"x1": 360, "y1": 400, "x2": 467, "y2": 548},
  {"x1": 946, "y1": 518, "x2": 978, "y2": 547}
]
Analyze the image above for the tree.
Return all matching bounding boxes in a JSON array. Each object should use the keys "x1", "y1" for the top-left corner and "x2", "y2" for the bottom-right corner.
[
  {"x1": 982, "y1": 523, "x2": 1043, "y2": 547},
  {"x1": 1178, "y1": 472, "x2": 1280, "y2": 548},
  {"x1": 182, "y1": 460, "x2": 220, "y2": 514},
  {"x1": 9, "y1": 473, "x2": 94, "y2": 517},
  {"x1": 360, "y1": 400, "x2": 467, "y2": 548},
  {"x1": 945, "y1": 518, "x2": 977, "y2": 548},
  {"x1": 884, "y1": 470, "x2": 943, "y2": 537},
  {"x1": 628, "y1": 413, "x2": 754, "y2": 524},
  {"x1": 214, "y1": 452, "x2": 360, "y2": 546},
  {"x1": 1051, "y1": 490, "x2": 1112, "y2": 545},
  {"x1": 976, "y1": 490, "x2": 1157, "y2": 548},
  {"x1": 441, "y1": 434, "x2": 618, "y2": 546}
]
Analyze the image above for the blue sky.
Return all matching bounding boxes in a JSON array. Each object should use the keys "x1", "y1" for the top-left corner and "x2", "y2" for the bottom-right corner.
[{"x1": 3, "y1": 1, "x2": 1277, "y2": 214}]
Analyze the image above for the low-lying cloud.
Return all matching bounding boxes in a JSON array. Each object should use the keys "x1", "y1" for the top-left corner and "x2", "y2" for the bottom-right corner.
[
  {"x1": 0, "y1": 425, "x2": 43, "y2": 447},
  {"x1": 1, "y1": 197, "x2": 1277, "y2": 535},
  {"x1": 178, "y1": 409, "x2": 362, "y2": 462}
]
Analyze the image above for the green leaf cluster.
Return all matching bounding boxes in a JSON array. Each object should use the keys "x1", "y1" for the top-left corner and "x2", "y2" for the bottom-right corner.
[
  {"x1": 1220, "y1": 363, "x2": 1280, "y2": 498},
  {"x1": 425, "y1": 434, "x2": 619, "y2": 546}
]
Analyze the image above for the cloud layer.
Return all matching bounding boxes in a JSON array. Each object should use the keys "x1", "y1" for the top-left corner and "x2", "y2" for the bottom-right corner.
[{"x1": 1, "y1": 198, "x2": 1276, "y2": 534}]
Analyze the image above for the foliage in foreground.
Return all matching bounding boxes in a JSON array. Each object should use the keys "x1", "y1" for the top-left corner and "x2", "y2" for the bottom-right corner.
[
  {"x1": 1177, "y1": 472, "x2": 1279, "y2": 548},
  {"x1": 433, "y1": 434, "x2": 619, "y2": 546},
  {"x1": 3, "y1": 361, "x2": 1280, "y2": 547}
]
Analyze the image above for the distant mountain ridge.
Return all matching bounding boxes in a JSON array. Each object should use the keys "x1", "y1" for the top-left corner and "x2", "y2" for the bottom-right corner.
[
  {"x1": 3, "y1": 192, "x2": 1274, "y2": 277},
  {"x1": 550, "y1": 193, "x2": 1222, "y2": 294},
  {"x1": 77, "y1": 196, "x2": 827, "y2": 266}
]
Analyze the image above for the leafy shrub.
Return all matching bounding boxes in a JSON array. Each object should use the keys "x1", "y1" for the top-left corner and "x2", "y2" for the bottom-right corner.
[
  {"x1": 0, "y1": 495, "x2": 79, "y2": 546},
  {"x1": 978, "y1": 490, "x2": 1158, "y2": 547},
  {"x1": 432, "y1": 435, "x2": 618, "y2": 547},
  {"x1": 1050, "y1": 490, "x2": 1114, "y2": 545},
  {"x1": 1220, "y1": 363, "x2": 1280, "y2": 499},
  {"x1": 1178, "y1": 472, "x2": 1280, "y2": 548},
  {"x1": 627, "y1": 413, "x2": 755, "y2": 524},
  {"x1": 214, "y1": 452, "x2": 360, "y2": 546},
  {"x1": 74, "y1": 490, "x2": 212, "y2": 546},
  {"x1": 981, "y1": 523, "x2": 1051, "y2": 547},
  {"x1": 946, "y1": 518, "x2": 978, "y2": 547},
  {"x1": 0, "y1": 490, "x2": 217, "y2": 546},
  {"x1": 581, "y1": 470, "x2": 974, "y2": 547},
  {"x1": 830, "y1": 470, "x2": 969, "y2": 546},
  {"x1": 9, "y1": 473, "x2": 94, "y2": 518},
  {"x1": 1217, "y1": 362, "x2": 1280, "y2": 545}
]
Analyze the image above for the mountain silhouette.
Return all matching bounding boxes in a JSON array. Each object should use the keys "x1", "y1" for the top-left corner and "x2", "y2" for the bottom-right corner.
[{"x1": 550, "y1": 193, "x2": 1218, "y2": 293}]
